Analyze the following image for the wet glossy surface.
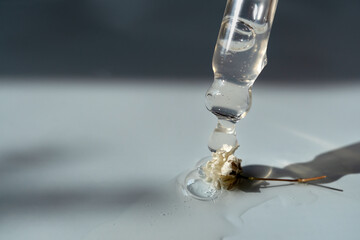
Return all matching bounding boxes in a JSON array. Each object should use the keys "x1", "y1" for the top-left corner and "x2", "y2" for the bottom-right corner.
[{"x1": 0, "y1": 80, "x2": 359, "y2": 240}]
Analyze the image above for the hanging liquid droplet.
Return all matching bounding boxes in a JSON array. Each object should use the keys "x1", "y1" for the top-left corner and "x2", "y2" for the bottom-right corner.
[
  {"x1": 206, "y1": 80, "x2": 252, "y2": 152},
  {"x1": 206, "y1": 80, "x2": 252, "y2": 122},
  {"x1": 208, "y1": 119, "x2": 238, "y2": 152}
]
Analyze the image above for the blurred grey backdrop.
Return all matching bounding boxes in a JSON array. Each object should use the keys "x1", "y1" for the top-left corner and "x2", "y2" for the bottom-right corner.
[{"x1": 0, "y1": 0, "x2": 359, "y2": 81}]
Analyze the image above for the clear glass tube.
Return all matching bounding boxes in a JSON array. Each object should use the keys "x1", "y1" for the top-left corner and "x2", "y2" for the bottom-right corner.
[{"x1": 206, "y1": 0, "x2": 278, "y2": 151}]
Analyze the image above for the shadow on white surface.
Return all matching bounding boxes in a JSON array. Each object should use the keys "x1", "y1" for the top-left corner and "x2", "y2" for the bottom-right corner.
[
  {"x1": 240, "y1": 142, "x2": 360, "y2": 192},
  {"x1": 0, "y1": 144, "x2": 161, "y2": 215}
]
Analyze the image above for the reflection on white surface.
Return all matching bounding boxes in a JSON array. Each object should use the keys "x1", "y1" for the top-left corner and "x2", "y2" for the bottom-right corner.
[
  {"x1": 280, "y1": 126, "x2": 336, "y2": 149},
  {"x1": 0, "y1": 80, "x2": 359, "y2": 240}
]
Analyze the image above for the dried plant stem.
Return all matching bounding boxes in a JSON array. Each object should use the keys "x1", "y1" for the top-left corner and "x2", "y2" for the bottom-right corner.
[{"x1": 246, "y1": 175, "x2": 326, "y2": 183}]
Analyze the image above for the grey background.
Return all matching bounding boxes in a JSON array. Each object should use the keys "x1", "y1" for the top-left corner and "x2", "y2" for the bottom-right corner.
[{"x1": 0, "y1": 0, "x2": 359, "y2": 81}]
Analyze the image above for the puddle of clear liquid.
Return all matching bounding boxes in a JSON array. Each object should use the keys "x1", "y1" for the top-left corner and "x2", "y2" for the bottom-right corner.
[
  {"x1": 185, "y1": 177, "x2": 221, "y2": 201},
  {"x1": 184, "y1": 157, "x2": 222, "y2": 201}
]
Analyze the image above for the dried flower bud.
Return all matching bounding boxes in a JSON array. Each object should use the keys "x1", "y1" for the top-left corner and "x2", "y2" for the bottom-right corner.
[{"x1": 203, "y1": 144, "x2": 243, "y2": 190}]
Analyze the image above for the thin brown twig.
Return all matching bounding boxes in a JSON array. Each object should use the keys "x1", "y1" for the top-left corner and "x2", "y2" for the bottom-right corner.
[{"x1": 246, "y1": 175, "x2": 327, "y2": 183}]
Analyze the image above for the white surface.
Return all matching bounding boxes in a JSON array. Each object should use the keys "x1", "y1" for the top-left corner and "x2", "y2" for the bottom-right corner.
[{"x1": 0, "y1": 80, "x2": 359, "y2": 240}]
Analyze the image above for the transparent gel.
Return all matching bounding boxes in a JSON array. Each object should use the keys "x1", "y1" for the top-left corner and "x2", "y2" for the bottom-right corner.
[{"x1": 186, "y1": 0, "x2": 278, "y2": 200}]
